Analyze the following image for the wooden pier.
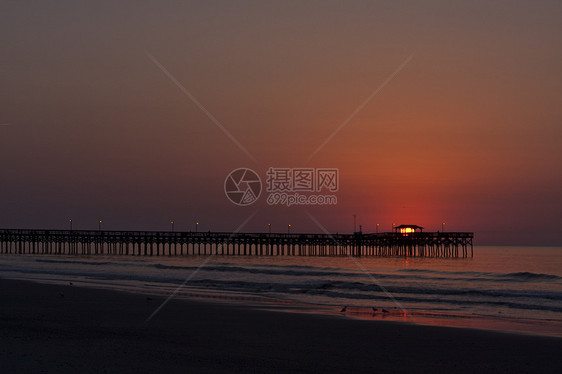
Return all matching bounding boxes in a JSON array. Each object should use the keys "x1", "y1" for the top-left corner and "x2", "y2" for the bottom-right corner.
[{"x1": 0, "y1": 229, "x2": 473, "y2": 258}]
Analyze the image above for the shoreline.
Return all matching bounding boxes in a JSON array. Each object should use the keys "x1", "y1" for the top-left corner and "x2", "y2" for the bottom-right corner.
[
  {"x1": 1, "y1": 277, "x2": 561, "y2": 373},
  {"x1": 4, "y1": 273, "x2": 562, "y2": 339}
]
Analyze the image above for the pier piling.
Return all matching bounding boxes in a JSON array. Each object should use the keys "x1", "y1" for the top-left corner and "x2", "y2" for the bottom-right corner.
[{"x1": 0, "y1": 229, "x2": 473, "y2": 258}]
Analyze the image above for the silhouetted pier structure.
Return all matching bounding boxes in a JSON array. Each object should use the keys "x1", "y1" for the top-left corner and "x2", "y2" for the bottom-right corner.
[{"x1": 0, "y1": 228, "x2": 473, "y2": 258}]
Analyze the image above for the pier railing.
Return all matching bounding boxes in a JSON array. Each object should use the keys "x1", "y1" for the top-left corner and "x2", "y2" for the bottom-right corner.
[{"x1": 0, "y1": 229, "x2": 473, "y2": 258}]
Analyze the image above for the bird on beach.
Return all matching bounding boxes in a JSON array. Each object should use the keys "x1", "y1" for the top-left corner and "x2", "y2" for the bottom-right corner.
[
  {"x1": 340, "y1": 306, "x2": 347, "y2": 313},
  {"x1": 69, "y1": 282, "x2": 73, "y2": 286},
  {"x1": 146, "y1": 297, "x2": 152, "y2": 301},
  {"x1": 372, "y1": 307, "x2": 378, "y2": 313},
  {"x1": 382, "y1": 309, "x2": 389, "y2": 314}
]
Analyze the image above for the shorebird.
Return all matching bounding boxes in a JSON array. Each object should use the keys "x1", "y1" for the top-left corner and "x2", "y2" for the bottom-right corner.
[
  {"x1": 372, "y1": 307, "x2": 378, "y2": 312},
  {"x1": 340, "y1": 306, "x2": 347, "y2": 312},
  {"x1": 69, "y1": 282, "x2": 73, "y2": 286},
  {"x1": 146, "y1": 297, "x2": 153, "y2": 301},
  {"x1": 382, "y1": 309, "x2": 389, "y2": 314}
]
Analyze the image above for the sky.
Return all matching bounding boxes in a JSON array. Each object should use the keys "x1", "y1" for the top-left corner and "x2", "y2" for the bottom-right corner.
[{"x1": 1, "y1": 1, "x2": 561, "y2": 245}]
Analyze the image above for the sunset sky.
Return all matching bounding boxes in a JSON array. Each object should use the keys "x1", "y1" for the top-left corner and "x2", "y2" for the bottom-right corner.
[{"x1": 1, "y1": 1, "x2": 560, "y2": 245}]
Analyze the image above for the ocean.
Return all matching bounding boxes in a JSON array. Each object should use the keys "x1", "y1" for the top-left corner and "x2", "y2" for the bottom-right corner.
[{"x1": 1, "y1": 246, "x2": 561, "y2": 337}]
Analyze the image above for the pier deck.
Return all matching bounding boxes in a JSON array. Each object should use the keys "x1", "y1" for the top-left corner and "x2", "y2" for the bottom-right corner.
[{"x1": 0, "y1": 229, "x2": 473, "y2": 258}]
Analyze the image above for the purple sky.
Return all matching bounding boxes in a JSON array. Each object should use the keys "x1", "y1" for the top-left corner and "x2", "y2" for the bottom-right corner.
[{"x1": 1, "y1": 1, "x2": 561, "y2": 245}]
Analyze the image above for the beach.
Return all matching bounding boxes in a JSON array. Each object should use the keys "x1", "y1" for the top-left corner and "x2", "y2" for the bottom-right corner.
[{"x1": 1, "y1": 278, "x2": 560, "y2": 373}]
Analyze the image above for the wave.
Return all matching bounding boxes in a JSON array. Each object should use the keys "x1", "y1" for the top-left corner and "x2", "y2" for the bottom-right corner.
[
  {"x1": 503, "y1": 272, "x2": 560, "y2": 281},
  {"x1": 157, "y1": 278, "x2": 562, "y2": 314},
  {"x1": 399, "y1": 268, "x2": 562, "y2": 282},
  {"x1": 27, "y1": 267, "x2": 561, "y2": 305},
  {"x1": 155, "y1": 264, "x2": 562, "y2": 285},
  {"x1": 398, "y1": 268, "x2": 484, "y2": 276},
  {"x1": 18, "y1": 264, "x2": 562, "y2": 301},
  {"x1": 35, "y1": 259, "x2": 113, "y2": 266},
  {"x1": 31, "y1": 259, "x2": 562, "y2": 285},
  {"x1": 307, "y1": 281, "x2": 562, "y2": 301},
  {"x1": 7, "y1": 266, "x2": 562, "y2": 316}
]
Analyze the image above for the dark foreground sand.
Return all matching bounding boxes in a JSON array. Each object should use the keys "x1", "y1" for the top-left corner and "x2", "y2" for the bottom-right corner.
[{"x1": 1, "y1": 278, "x2": 560, "y2": 373}]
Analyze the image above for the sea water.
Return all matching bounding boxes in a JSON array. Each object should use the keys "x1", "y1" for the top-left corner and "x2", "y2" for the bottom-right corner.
[{"x1": 1, "y1": 246, "x2": 561, "y2": 337}]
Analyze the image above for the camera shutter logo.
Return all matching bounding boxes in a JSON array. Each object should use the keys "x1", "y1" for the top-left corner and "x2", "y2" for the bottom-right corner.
[{"x1": 224, "y1": 168, "x2": 262, "y2": 206}]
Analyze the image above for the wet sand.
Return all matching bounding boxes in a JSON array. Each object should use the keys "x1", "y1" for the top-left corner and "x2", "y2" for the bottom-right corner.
[{"x1": 1, "y1": 278, "x2": 560, "y2": 373}]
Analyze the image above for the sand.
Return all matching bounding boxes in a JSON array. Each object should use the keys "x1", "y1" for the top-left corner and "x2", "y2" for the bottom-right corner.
[{"x1": 1, "y1": 278, "x2": 560, "y2": 373}]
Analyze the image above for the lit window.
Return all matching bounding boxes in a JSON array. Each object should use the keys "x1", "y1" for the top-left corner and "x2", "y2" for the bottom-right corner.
[{"x1": 400, "y1": 227, "x2": 414, "y2": 235}]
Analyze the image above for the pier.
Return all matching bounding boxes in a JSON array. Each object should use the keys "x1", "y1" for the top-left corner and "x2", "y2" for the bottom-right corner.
[{"x1": 0, "y1": 228, "x2": 473, "y2": 258}]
